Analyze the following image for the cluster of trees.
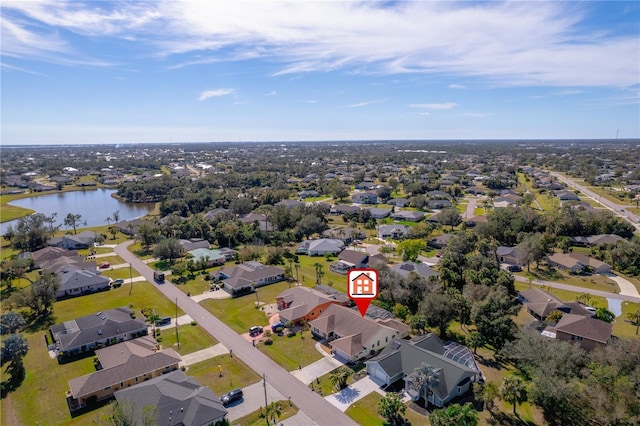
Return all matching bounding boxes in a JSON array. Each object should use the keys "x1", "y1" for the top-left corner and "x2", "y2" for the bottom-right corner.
[
  {"x1": 1, "y1": 311, "x2": 29, "y2": 396},
  {"x1": 375, "y1": 233, "x2": 518, "y2": 350},
  {"x1": 498, "y1": 329, "x2": 640, "y2": 425}
]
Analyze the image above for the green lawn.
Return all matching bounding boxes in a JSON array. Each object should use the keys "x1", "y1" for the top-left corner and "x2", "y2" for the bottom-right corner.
[
  {"x1": 514, "y1": 281, "x2": 607, "y2": 308},
  {"x1": 99, "y1": 266, "x2": 141, "y2": 281},
  {"x1": 93, "y1": 254, "x2": 126, "y2": 267},
  {"x1": 2, "y1": 331, "x2": 99, "y2": 425},
  {"x1": 345, "y1": 392, "x2": 427, "y2": 426},
  {"x1": 127, "y1": 241, "x2": 154, "y2": 260},
  {"x1": 517, "y1": 266, "x2": 619, "y2": 293},
  {"x1": 612, "y1": 301, "x2": 640, "y2": 339},
  {"x1": 259, "y1": 332, "x2": 323, "y2": 371},
  {"x1": 0, "y1": 203, "x2": 34, "y2": 222},
  {"x1": 187, "y1": 354, "x2": 260, "y2": 396},
  {"x1": 296, "y1": 255, "x2": 349, "y2": 293},
  {"x1": 54, "y1": 280, "x2": 184, "y2": 324},
  {"x1": 199, "y1": 293, "x2": 274, "y2": 334},
  {"x1": 230, "y1": 400, "x2": 298, "y2": 425},
  {"x1": 157, "y1": 323, "x2": 218, "y2": 355}
]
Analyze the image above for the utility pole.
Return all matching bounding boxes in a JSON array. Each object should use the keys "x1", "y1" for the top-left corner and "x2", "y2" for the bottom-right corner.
[
  {"x1": 128, "y1": 263, "x2": 133, "y2": 296},
  {"x1": 175, "y1": 297, "x2": 180, "y2": 349},
  {"x1": 263, "y1": 372, "x2": 268, "y2": 425}
]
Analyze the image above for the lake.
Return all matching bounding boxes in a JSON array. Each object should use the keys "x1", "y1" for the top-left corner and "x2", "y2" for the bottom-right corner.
[{"x1": 1, "y1": 189, "x2": 153, "y2": 234}]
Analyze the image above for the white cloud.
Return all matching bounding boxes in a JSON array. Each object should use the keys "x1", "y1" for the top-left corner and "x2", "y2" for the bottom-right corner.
[
  {"x1": 344, "y1": 99, "x2": 384, "y2": 108},
  {"x1": 304, "y1": 100, "x2": 316, "y2": 104},
  {"x1": 410, "y1": 103, "x2": 458, "y2": 110},
  {"x1": 198, "y1": 88, "x2": 234, "y2": 101},
  {"x1": 449, "y1": 84, "x2": 466, "y2": 89},
  {"x1": 2, "y1": 1, "x2": 639, "y2": 87},
  {"x1": 264, "y1": 90, "x2": 277, "y2": 96},
  {"x1": 419, "y1": 112, "x2": 430, "y2": 116}
]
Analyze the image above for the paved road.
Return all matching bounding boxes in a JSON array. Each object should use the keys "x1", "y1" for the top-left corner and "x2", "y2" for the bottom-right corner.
[
  {"x1": 115, "y1": 241, "x2": 358, "y2": 426},
  {"x1": 549, "y1": 171, "x2": 640, "y2": 232},
  {"x1": 513, "y1": 275, "x2": 640, "y2": 303},
  {"x1": 464, "y1": 196, "x2": 479, "y2": 219}
]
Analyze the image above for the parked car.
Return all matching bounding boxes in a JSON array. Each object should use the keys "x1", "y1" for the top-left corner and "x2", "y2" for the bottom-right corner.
[
  {"x1": 271, "y1": 321, "x2": 286, "y2": 332},
  {"x1": 110, "y1": 279, "x2": 124, "y2": 288},
  {"x1": 155, "y1": 316, "x2": 171, "y2": 326},
  {"x1": 507, "y1": 265, "x2": 522, "y2": 272},
  {"x1": 99, "y1": 262, "x2": 110, "y2": 269},
  {"x1": 249, "y1": 326, "x2": 263, "y2": 337},
  {"x1": 220, "y1": 389, "x2": 243, "y2": 406},
  {"x1": 153, "y1": 271, "x2": 165, "y2": 283}
]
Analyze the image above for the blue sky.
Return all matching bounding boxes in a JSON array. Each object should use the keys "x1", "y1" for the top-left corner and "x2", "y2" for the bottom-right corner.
[{"x1": 1, "y1": 0, "x2": 639, "y2": 145}]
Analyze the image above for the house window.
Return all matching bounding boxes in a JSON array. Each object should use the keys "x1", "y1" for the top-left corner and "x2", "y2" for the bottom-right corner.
[
  {"x1": 377, "y1": 340, "x2": 380, "y2": 346},
  {"x1": 457, "y1": 386, "x2": 462, "y2": 393},
  {"x1": 385, "y1": 336, "x2": 388, "y2": 342}
]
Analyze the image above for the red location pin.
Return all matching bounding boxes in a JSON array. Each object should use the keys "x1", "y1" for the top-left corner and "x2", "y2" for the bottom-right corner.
[{"x1": 347, "y1": 268, "x2": 379, "y2": 317}]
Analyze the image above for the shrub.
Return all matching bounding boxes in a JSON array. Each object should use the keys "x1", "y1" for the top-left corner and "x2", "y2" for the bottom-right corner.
[{"x1": 190, "y1": 320, "x2": 197, "y2": 326}]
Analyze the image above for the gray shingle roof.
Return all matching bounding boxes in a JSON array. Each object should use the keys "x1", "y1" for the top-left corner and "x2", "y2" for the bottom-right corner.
[{"x1": 115, "y1": 370, "x2": 227, "y2": 426}]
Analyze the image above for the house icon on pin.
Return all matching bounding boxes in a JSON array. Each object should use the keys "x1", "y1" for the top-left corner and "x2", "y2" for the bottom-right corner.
[{"x1": 351, "y1": 272, "x2": 374, "y2": 296}]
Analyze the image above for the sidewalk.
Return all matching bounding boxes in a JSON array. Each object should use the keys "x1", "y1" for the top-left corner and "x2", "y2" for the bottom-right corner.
[
  {"x1": 325, "y1": 376, "x2": 384, "y2": 412},
  {"x1": 191, "y1": 288, "x2": 232, "y2": 302},
  {"x1": 179, "y1": 343, "x2": 228, "y2": 367}
]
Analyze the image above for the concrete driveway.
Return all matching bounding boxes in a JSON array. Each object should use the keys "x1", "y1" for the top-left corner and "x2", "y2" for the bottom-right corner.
[
  {"x1": 325, "y1": 376, "x2": 384, "y2": 412},
  {"x1": 603, "y1": 273, "x2": 640, "y2": 298},
  {"x1": 226, "y1": 381, "x2": 287, "y2": 422}
]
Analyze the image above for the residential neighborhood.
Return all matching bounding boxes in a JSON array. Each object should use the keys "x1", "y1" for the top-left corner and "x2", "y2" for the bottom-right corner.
[{"x1": 1, "y1": 140, "x2": 639, "y2": 426}]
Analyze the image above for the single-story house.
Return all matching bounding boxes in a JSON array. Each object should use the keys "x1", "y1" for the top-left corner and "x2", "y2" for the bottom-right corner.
[
  {"x1": 390, "y1": 210, "x2": 425, "y2": 222},
  {"x1": 377, "y1": 225, "x2": 410, "y2": 240},
  {"x1": 330, "y1": 205, "x2": 362, "y2": 215},
  {"x1": 355, "y1": 182, "x2": 377, "y2": 190},
  {"x1": 493, "y1": 194, "x2": 522, "y2": 208},
  {"x1": 388, "y1": 198, "x2": 410, "y2": 207},
  {"x1": 322, "y1": 227, "x2": 365, "y2": 244},
  {"x1": 546, "y1": 253, "x2": 585, "y2": 274},
  {"x1": 203, "y1": 208, "x2": 231, "y2": 220},
  {"x1": 544, "y1": 314, "x2": 612, "y2": 350},
  {"x1": 298, "y1": 190, "x2": 320, "y2": 199},
  {"x1": 117, "y1": 218, "x2": 153, "y2": 236},
  {"x1": 555, "y1": 190, "x2": 580, "y2": 201},
  {"x1": 276, "y1": 286, "x2": 349, "y2": 324},
  {"x1": 50, "y1": 307, "x2": 148, "y2": 358},
  {"x1": 571, "y1": 234, "x2": 625, "y2": 247},
  {"x1": 178, "y1": 238, "x2": 211, "y2": 252},
  {"x1": 187, "y1": 248, "x2": 226, "y2": 267},
  {"x1": 331, "y1": 249, "x2": 370, "y2": 274},
  {"x1": 428, "y1": 234, "x2": 455, "y2": 249},
  {"x1": 21, "y1": 246, "x2": 79, "y2": 268},
  {"x1": 48, "y1": 231, "x2": 97, "y2": 250},
  {"x1": 296, "y1": 238, "x2": 344, "y2": 256},
  {"x1": 426, "y1": 191, "x2": 451, "y2": 199},
  {"x1": 114, "y1": 369, "x2": 227, "y2": 426},
  {"x1": 426, "y1": 200, "x2": 452, "y2": 210},
  {"x1": 308, "y1": 304, "x2": 405, "y2": 362},
  {"x1": 276, "y1": 199, "x2": 303, "y2": 209},
  {"x1": 496, "y1": 246, "x2": 524, "y2": 266},
  {"x1": 56, "y1": 266, "x2": 111, "y2": 299},
  {"x1": 213, "y1": 261, "x2": 285, "y2": 296},
  {"x1": 389, "y1": 262, "x2": 438, "y2": 280},
  {"x1": 366, "y1": 208, "x2": 392, "y2": 219},
  {"x1": 546, "y1": 252, "x2": 611, "y2": 274},
  {"x1": 519, "y1": 288, "x2": 593, "y2": 321},
  {"x1": 366, "y1": 334, "x2": 480, "y2": 408},
  {"x1": 66, "y1": 335, "x2": 180, "y2": 412},
  {"x1": 352, "y1": 192, "x2": 378, "y2": 204},
  {"x1": 40, "y1": 256, "x2": 95, "y2": 274}
]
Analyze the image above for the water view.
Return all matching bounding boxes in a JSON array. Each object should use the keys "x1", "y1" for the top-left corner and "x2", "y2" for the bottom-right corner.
[{"x1": 1, "y1": 189, "x2": 153, "y2": 234}]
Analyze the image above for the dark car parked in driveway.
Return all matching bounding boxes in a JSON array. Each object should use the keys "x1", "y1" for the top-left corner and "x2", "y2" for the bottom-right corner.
[
  {"x1": 507, "y1": 264, "x2": 522, "y2": 272},
  {"x1": 249, "y1": 326, "x2": 263, "y2": 337},
  {"x1": 220, "y1": 389, "x2": 243, "y2": 406}
]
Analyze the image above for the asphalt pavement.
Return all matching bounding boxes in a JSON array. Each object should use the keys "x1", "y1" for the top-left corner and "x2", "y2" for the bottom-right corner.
[{"x1": 115, "y1": 240, "x2": 358, "y2": 426}]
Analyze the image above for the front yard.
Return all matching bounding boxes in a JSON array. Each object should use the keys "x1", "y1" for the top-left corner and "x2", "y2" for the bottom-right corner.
[
  {"x1": 187, "y1": 354, "x2": 260, "y2": 396},
  {"x1": 156, "y1": 323, "x2": 218, "y2": 355}
]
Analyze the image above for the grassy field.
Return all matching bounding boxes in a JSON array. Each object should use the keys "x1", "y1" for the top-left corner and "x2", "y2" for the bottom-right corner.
[
  {"x1": 514, "y1": 281, "x2": 607, "y2": 308},
  {"x1": 187, "y1": 354, "x2": 260, "y2": 396},
  {"x1": 199, "y1": 289, "x2": 278, "y2": 334},
  {"x1": 259, "y1": 332, "x2": 324, "y2": 371},
  {"x1": 0, "y1": 203, "x2": 34, "y2": 222},
  {"x1": 157, "y1": 323, "x2": 218, "y2": 355},
  {"x1": 54, "y1": 280, "x2": 184, "y2": 323},
  {"x1": 517, "y1": 266, "x2": 619, "y2": 293},
  {"x1": 230, "y1": 400, "x2": 298, "y2": 425},
  {"x1": 612, "y1": 301, "x2": 640, "y2": 339},
  {"x1": 99, "y1": 266, "x2": 141, "y2": 281}
]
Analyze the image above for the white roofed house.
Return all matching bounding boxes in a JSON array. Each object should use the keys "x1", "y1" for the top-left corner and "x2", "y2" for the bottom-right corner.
[
  {"x1": 296, "y1": 238, "x2": 344, "y2": 256},
  {"x1": 55, "y1": 266, "x2": 111, "y2": 300}
]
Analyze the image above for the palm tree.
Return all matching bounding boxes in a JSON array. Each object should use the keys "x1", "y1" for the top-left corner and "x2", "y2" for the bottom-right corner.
[
  {"x1": 377, "y1": 392, "x2": 406, "y2": 426},
  {"x1": 112, "y1": 210, "x2": 120, "y2": 224},
  {"x1": 626, "y1": 309, "x2": 640, "y2": 335},
  {"x1": 411, "y1": 362, "x2": 440, "y2": 409},
  {"x1": 294, "y1": 261, "x2": 300, "y2": 283},
  {"x1": 501, "y1": 374, "x2": 527, "y2": 416},
  {"x1": 313, "y1": 262, "x2": 324, "y2": 285},
  {"x1": 429, "y1": 402, "x2": 478, "y2": 426},
  {"x1": 105, "y1": 216, "x2": 112, "y2": 228},
  {"x1": 329, "y1": 367, "x2": 351, "y2": 390},
  {"x1": 265, "y1": 401, "x2": 283, "y2": 424},
  {"x1": 148, "y1": 312, "x2": 161, "y2": 338}
]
